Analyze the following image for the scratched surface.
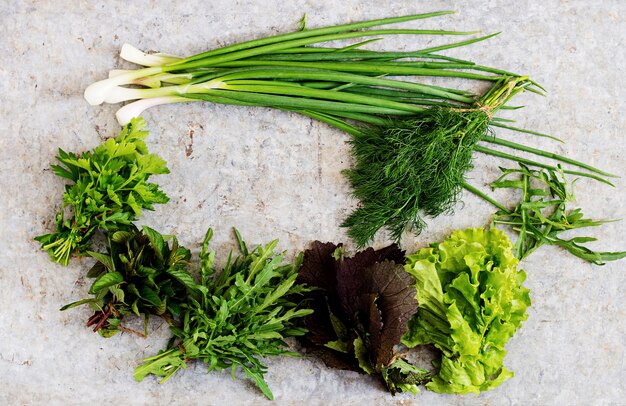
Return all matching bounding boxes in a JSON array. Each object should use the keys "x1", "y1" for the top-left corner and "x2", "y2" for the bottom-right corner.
[{"x1": 1, "y1": 1, "x2": 625, "y2": 405}]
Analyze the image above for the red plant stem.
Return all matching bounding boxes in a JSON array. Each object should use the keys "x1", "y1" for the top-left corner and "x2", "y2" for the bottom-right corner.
[
  {"x1": 86, "y1": 312, "x2": 101, "y2": 327},
  {"x1": 92, "y1": 306, "x2": 112, "y2": 332}
]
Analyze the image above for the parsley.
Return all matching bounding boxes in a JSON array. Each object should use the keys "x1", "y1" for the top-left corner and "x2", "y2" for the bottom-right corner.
[
  {"x1": 134, "y1": 228, "x2": 313, "y2": 400},
  {"x1": 35, "y1": 118, "x2": 170, "y2": 265}
]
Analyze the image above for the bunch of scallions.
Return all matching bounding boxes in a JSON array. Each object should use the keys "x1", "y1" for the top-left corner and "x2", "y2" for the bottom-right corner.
[{"x1": 84, "y1": 11, "x2": 616, "y2": 246}]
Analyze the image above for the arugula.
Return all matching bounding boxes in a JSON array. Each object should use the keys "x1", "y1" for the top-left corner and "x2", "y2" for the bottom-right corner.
[
  {"x1": 490, "y1": 164, "x2": 626, "y2": 264},
  {"x1": 297, "y1": 241, "x2": 429, "y2": 395},
  {"x1": 35, "y1": 118, "x2": 169, "y2": 265},
  {"x1": 61, "y1": 226, "x2": 195, "y2": 338},
  {"x1": 402, "y1": 227, "x2": 530, "y2": 394},
  {"x1": 134, "y1": 228, "x2": 312, "y2": 400}
]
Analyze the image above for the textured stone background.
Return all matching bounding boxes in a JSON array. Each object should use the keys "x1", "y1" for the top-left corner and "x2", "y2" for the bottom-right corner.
[{"x1": 1, "y1": 1, "x2": 624, "y2": 404}]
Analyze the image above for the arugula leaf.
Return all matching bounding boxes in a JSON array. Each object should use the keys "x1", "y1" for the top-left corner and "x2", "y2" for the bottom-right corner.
[
  {"x1": 35, "y1": 118, "x2": 170, "y2": 265},
  {"x1": 297, "y1": 241, "x2": 427, "y2": 394},
  {"x1": 61, "y1": 226, "x2": 194, "y2": 337},
  {"x1": 134, "y1": 228, "x2": 312, "y2": 400},
  {"x1": 402, "y1": 227, "x2": 531, "y2": 394}
]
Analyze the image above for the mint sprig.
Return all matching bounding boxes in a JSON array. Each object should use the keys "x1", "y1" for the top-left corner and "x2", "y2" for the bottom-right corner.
[{"x1": 61, "y1": 226, "x2": 195, "y2": 338}]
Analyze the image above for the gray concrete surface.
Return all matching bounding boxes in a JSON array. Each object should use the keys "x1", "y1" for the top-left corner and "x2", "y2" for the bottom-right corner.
[{"x1": 1, "y1": 0, "x2": 625, "y2": 404}]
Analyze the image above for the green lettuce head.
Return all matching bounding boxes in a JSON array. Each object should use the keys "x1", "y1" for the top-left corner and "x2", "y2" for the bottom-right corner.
[{"x1": 402, "y1": 227, "x2": 531, "y2": 394}]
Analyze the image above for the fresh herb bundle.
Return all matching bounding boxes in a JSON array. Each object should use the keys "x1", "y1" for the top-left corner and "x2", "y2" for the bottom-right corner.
[
  {"x1": 134, "y1": 228, "x2": 312, "y2": 400},
  {"x1": 82, "y1": 13, "x2": 615, "y2": 246},
  {"x1": 297, "y1": 241, "x2": 429, "y2": 395},
  {"x1": 342, "y1": 77, "x2": 526, "y2": 243},
  {"x1": 35, "y1": 118, "x2": 169, "y2": 265},
  {"x1": 402, "y1": 228, "x2": 531, "y2": 394},
  {"x1": 485, "y1": 164, "x2": 626, "y2": 264},
  {"x1": 61, "y1": 226, "x2": 195, "y2": 337}
]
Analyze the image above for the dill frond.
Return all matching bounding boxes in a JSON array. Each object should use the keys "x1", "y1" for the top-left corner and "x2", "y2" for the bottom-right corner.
[{"x1": 343, "y1": 109, "x2": 489, "y2": 246}]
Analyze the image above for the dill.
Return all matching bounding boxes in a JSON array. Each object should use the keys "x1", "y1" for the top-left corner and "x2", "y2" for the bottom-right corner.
[{"x1": 343, "y1": 109, "x2": 488, "y2": 245}]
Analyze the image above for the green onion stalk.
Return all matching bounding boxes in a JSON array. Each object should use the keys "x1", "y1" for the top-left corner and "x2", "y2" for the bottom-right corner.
[{"x1": 84, "y1": 11, "x2": 616, "y2": 246}]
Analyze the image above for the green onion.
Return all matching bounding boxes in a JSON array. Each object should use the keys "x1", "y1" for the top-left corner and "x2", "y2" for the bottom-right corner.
[{"x1": 84, "y1": 12, "x2": 615, "y2": 246}]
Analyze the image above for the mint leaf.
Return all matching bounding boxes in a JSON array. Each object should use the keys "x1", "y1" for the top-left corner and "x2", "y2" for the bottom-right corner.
[
  {"x1": 62, "y1": 226, "x2": 194, "y2": 337},
  {"x1": 89, "y1": 272, "x2": 124, "y2": 294}
]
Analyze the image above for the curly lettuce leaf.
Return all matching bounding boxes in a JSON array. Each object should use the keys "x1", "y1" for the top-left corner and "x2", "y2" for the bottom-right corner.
[{"x1": 402, "y1": 227, "x2": 530, "y2": 394}]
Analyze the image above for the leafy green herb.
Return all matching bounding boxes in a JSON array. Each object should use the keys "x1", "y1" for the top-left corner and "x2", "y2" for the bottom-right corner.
[
  {"x1": 487, "y1": 164, "x2": 626, "y2": 265},
  {"x1": 35, "y1": 118, "x2": 170, "y2": 265},
  {"x1": 402, "y1": 227, "x2": 530, "y2": 394},
  {"x1": 342, "y1": 108, "x2": 489, "y2": 245},
  {"x1": 61, "y1": 226, "x2": 194, "y2": 338},
  {"x1": 297, "y1": 241, "x2": 428, "y2": 395},
  {"x1": 134, "y1": 228, "x2": 312, "y2": 400}
]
